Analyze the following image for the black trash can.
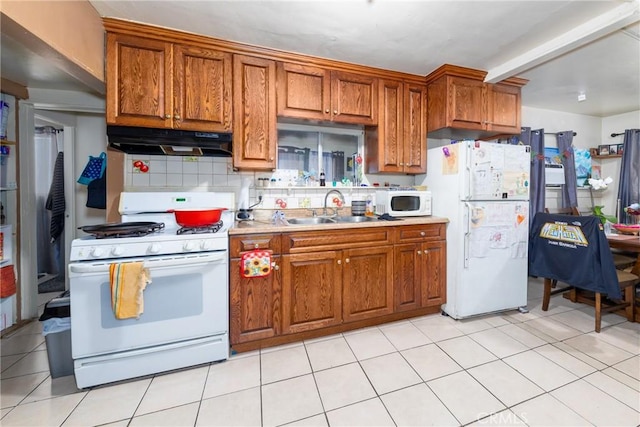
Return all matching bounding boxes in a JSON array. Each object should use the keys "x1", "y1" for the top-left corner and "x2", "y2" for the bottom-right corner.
[{"x1": 39, "y1": 290, "x2": 73, "y2": 378}]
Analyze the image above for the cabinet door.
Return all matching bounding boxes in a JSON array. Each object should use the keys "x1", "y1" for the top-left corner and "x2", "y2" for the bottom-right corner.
[
  {"x1": 366, "y1": 79, "x2": 403, "y2": 173},
  {"x1": 403, "y1": 84, "x2": 427, "y2": 173},
  {"x1": 331, "y1": 71, "x2": 377, "y2": 125},
  {"x1": 173, "y1": 45, "x2": 232, "y2": 132},
  {"x1": 421, "y1": 241, "x2": 447, "y2": 307},
  {"x1": 449, "y1": 76, "x2": 485, "y2": 130},
  {"x1": 487, "y1": 83, "x2": 521, "y2": 134},
  {"x1": 342, "y1": 246, "x2": 393, "y2": 323},
  {"x1": 233, "y1": 55, "x2": 277, "y2": 169},
  {"x1": 106, "y1": 33, "x2": 172, "y2": 128},
  {"x1": 393, "y1": 243, "x2": 421, "y2": 312},
  {"x1": 276, "y1": 62, "x2": 330, "y2": 121},
  {"x1": 281, "y1": 251, "x2": 342, "y2": 334},
  {"x1": 230, "y1": 257, "x2": 281, "y2": 345}
]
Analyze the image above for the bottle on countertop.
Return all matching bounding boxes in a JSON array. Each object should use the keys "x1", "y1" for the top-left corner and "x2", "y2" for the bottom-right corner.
[{"x1": 319, "y1": 170, "x2": 326, "y2": 187}]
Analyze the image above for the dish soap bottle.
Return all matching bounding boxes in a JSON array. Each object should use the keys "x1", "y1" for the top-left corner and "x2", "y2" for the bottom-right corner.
[{"x1": 319, "y1": 170, "x2": 326, "y2": 187}]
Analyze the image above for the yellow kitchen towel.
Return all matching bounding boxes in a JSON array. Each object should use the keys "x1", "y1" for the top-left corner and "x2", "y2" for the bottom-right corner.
[{"x1": 109, "y1": 262, "x2": 151, "y2": 320}]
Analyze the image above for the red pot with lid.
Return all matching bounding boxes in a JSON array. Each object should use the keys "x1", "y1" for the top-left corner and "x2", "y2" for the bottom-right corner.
[{"x1": 169, "y1": 208, "x2": 227, "y2": 227}]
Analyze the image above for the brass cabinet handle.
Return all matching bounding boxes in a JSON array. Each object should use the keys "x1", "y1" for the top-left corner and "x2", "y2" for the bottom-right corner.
[
  {"x1": 345, "y1": 258, "x2": 350, "y2": 263},
  {"x1": 269, "y1": 157, "x2": 274, "y2": 161},
  {"x1": 254, "y1": 243, "x2": 259, "y2": 249},
  {"x1": 333, "y1": 110, "x2": 338, "y2": 115},
  {"x1": 337, "y1": 259, "x2": 342, "y2": 265},
  {"x1": 399, "y1": 162, "x2": 404, "y2": 166},
  {"x1": 273, "y1": 264, "x2": 280, "y2": 271},
  {"x1": 420, "y1": 231, "x2": 426, "y2": 237},
  {"x1": 417, "y1": 250, "x2": 422, "y2": 255},
  {"x1": 174, "y1": 115, "x2": 181, "y2": 120},
  {"x1": 165, "y1": 114, "x2": 172, "y2": 119},
  {"x1": 325, "y1": 109, "x2": 330, "y2": 113},
  {"x1": 406, "y1": 163, "x2": 412, "y2": 167}
]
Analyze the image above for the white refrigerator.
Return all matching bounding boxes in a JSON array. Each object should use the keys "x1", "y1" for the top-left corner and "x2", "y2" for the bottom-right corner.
[{"x1": 425, "y1": 141, "x2": 530, "y2": 319}]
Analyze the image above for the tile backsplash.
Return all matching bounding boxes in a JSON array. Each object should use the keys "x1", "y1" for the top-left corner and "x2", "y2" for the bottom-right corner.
[{"x1": 124, "y1": 154, "x2": 415, "y2": 211}]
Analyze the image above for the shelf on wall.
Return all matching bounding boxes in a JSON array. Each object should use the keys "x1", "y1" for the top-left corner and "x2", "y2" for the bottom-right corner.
[{"x1": 592, "y1": 154, "x2": 622, "y2": 159}]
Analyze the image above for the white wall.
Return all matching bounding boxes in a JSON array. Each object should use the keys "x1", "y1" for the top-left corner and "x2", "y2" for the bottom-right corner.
[{"x1": 74, "y1": 114, "x2": 108, "y2": 234}]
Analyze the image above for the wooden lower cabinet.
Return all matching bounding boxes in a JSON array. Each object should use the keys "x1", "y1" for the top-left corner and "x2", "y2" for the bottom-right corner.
[
  {"x1": 230, "y1": 257, "x2": 281, "y2": 344},
  {"x1": 230, "y1": 223, "x2": 445, "y2": 351},
  {"x1": 281, "y1": 251, "x2": 342, "y2": 334},
  {"x1": 394, "y1": 225, "x2": 447, "y2": 311},
  {"x1": 342, "y1": 246, "x2": 394, "y2": 322}
]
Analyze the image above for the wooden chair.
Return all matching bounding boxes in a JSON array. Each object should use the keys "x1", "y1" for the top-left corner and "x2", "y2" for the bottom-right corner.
[
  {"x1": 544, "y1": 207, "x2": 581, "y2": 215},
  {"x1": 542, "y1": 271, "x2": 638, "y2": 332}
]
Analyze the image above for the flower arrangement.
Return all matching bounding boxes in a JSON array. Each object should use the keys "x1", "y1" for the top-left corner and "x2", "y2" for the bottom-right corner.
[
  {"x1": 587, "y1": 176, "x2": 612, "y2": 190},
  {"x1": 624, "y1": 203, "x2": 640, "y2": 216},
  {"x1": 587, "y1": 177, "x2": 616, "y2": 224}
]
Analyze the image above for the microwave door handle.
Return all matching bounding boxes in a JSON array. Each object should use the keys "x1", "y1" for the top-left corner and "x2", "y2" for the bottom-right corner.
[{"x1": 69, "y1": 252, "x2": 227, "y2": 274}]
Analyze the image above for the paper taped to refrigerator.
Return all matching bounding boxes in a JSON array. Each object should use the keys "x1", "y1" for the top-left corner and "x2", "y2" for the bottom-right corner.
[{"x1": 468, "y1": 202, "x2": 528, "y2": 259}]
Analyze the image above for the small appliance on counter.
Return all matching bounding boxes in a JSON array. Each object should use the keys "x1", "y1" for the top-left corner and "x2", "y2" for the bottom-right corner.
[{"x1": 375, "y1": 188, "x2": 432, "y2": 217}]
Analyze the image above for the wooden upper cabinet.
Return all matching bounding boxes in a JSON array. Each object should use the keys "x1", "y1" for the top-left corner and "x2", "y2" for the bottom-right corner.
[
  {"x1": 106, "y1": 33, "x2": 172, "y2": 128},
  {"x1": 233, "y1": 54, "x2": 277, "y2": 170},
  {"x1": 403, "y1": 83, "x2": 427, "y2": 173},
  {"x1": 426, "y1": 64, "x2": 527, "y2": 138},
  {"x1": 365, "y1": 80, "x2": 426, "y2": 174},
  {"x1": 487, "y1": 82, "x2": 522, "y2": 134},
  {"x1": 276, "y1": 63, "x2": 330, "y2": 120},
  {"x1": 448, "y1": 76, "x2": 485, "y2": 130},
  {"x1": 331, "y1": 71, "x2": 377, "y2": 125},
  {"x1": 276, "y1": 62, "x2": 377, "y2": 125},
  {"x1": 106, "y1": 33, "x2": 232, "y2": 131},
  {"x1": 173, "y1": 45, "x2": 232, "y2": 131}
]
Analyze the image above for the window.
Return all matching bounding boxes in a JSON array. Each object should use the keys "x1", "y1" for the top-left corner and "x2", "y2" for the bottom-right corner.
[{"x1": 277, "y1": 123, "x2": 362, "y2": 184}]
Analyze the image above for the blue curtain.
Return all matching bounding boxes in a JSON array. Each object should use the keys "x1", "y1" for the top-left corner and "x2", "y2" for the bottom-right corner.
[
  {"x1": 617, "y1": 129, "x2": 640, "y2": 223},
  {"x1": 557, "y1": 131, "x2": 578, "y2": 208},
  {"x1": 523, "y1": 127, "x2": 545, "y2": 225}
]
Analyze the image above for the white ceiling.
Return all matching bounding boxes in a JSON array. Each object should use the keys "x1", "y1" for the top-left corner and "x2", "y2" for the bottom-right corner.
[{"x1": 2, "y1": 1, "x2": 639, "y2": 118}]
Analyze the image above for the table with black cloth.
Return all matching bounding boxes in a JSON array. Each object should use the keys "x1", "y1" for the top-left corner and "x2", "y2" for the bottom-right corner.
[{"x1": 529, "y1": 213, "x2": 622, "y2": 300}]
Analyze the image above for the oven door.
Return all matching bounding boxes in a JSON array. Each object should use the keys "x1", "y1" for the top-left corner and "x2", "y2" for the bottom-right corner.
[{"x1": 69, "y1": 251, "x2": 228, "y2": 359}]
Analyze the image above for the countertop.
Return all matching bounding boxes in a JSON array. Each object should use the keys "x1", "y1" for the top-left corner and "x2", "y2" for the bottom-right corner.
[{"x1": 229, "y1": 215, "x2": 449, "y2": 235}]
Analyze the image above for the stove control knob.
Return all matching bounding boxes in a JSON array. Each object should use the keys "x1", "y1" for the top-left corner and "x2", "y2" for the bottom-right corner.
[
  {"x1": 91, "y1": 247, "x2": 105, "y2": 257},
  {"x1": 183, "y1": 241, "x2": 196, "y2": 251},
  {"x1": 111, "y1": 247, "x2": 124, "y2": 257},
  {"x1": 201, "y1": 240, "x2": 213, "y2": 251},
  {"x1": 149, "y1": 243, "x2": 161, "y2": 254}
]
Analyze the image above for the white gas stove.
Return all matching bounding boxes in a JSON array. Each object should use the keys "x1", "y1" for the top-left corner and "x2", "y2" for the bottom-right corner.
[
  {"x1": 69, "y1": 191, "x2": 234, "y2": 389},
  {"x1": 71, "y1": 192, "x2": 234, "y2": 261}
]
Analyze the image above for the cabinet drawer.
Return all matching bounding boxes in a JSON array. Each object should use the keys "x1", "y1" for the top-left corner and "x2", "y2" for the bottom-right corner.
[
  {"x1": 230, "y1": 234, "x2": 281, "y2": 258},
  {"x1": 395, "y1": 224, "x2": 445, "y2": 243},
  {"x1": 283, "y1": 228, "x2": 393, "y2": 253}
]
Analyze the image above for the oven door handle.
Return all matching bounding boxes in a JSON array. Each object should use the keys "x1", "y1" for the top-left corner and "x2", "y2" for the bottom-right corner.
[{"x1": 69, "y1": 252, "x2": 227, "y2": 274}]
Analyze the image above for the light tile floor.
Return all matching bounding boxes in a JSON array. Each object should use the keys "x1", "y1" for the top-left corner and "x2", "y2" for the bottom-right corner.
[{"x1": 2, "y1": 278, "x2": 639, "y2": 426}]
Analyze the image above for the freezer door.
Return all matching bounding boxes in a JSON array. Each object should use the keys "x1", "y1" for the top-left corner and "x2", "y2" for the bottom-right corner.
[
  {"x1": 465, "y1": 142, "x2": 530, "y2": 201},
  {"x1": 444, "y1": 200, "x2": 529, "y2": 319}
]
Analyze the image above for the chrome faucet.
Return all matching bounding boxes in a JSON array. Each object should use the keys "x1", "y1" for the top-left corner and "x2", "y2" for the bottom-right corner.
[{"x1": 323, "y1": 189, "x2": 345, "y2": 217}]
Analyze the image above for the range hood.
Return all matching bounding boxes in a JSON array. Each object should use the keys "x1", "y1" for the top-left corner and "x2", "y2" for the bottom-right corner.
[{"x1": 107, "y1": 125, "x2": 232, "y2": 157}]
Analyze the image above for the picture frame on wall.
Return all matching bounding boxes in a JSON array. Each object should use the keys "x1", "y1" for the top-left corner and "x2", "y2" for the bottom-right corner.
[
  {"x1": 598, "y1": 145, "x2": 610, "y2": 156},
  {"x1": 609, "y1": 144, "x2": 618, "y2": 155},
  {"x1": 618, "y1": 144, "x2": 624, "y2": 155}
]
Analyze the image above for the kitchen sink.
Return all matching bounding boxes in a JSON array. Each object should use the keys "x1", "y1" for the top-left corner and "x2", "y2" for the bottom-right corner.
[
  {"x1": 334, "y1": 216, "x2": 378, "y2": 223},
  {"x1": 287, "y1": 217, "x2": 337, "y2": 225},
  {"x1": 287, "y1": 216, "x2": 379, "y2": 225}
]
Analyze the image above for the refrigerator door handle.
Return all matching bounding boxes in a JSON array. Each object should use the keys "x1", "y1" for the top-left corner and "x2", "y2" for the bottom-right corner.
[
  {"x1": 464, "y1": 202, "x2": 471, "y2": 268},
  {"x1": 464, "y1": 142, "x2": 472, "y2": 201}
]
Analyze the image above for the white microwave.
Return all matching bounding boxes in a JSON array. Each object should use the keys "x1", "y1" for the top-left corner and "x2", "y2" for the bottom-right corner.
[{"x1": 375, "y1": 190, "x2": 432, "y2": 217}]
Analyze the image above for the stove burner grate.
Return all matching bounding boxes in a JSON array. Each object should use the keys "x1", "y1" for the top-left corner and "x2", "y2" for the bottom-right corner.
[
  {"x1": 79, "y1": 222, "x2": 165, "y2": 238},
  {"x1": 177, "y1": 221, "x2": 224, "y2": 235}
]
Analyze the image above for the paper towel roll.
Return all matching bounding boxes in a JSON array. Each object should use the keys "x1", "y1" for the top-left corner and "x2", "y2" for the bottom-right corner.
[{"x1": 238, "y1": 177, "x2": 252, "y2": 210}]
